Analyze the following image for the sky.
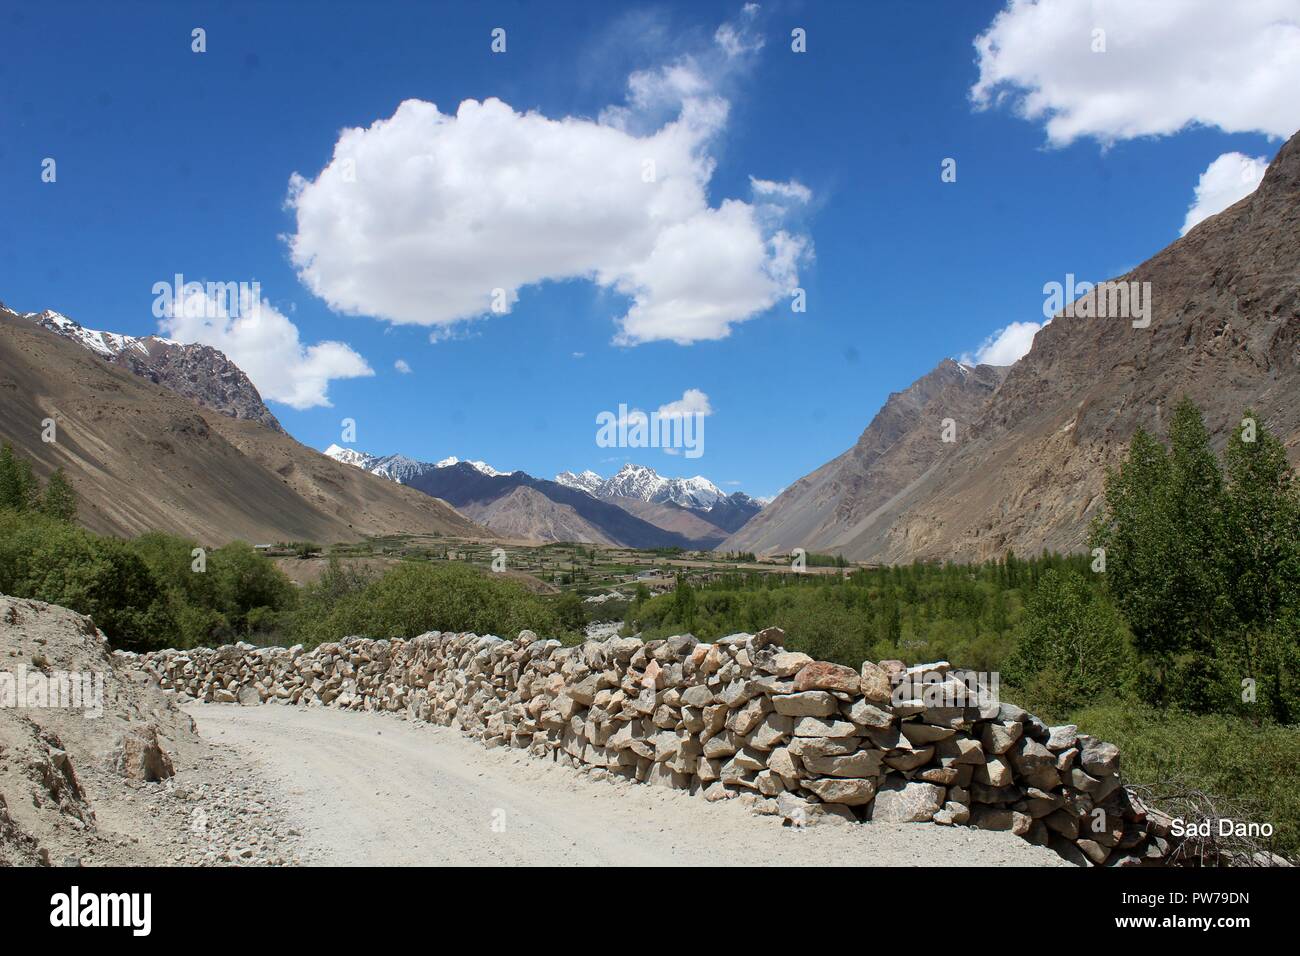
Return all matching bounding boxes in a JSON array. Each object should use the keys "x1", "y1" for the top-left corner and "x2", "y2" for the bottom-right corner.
[{"x1": 2, "y1": 0, "x2": 1297, "y2": 499}]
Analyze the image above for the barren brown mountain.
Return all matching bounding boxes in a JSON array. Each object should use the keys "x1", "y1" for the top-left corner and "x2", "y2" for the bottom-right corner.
[
  {"x1": 727, "y1": 129, "x2": 1300, "y2": 563},
  {"x1": 604, "y1": 495, "x2": 730, "y2": 545},
  {"x1": 0, "y1": 309, "x2": 488, "y2": 545},
  {"x1": 725, "y1": 359, "x2": 1008, "y2": 557},
  {"x1": 10, "y1": 308, "x2": 286, "y2": 432},
  {"x1": 459, "y1": 485, "x2": 618, "y2": 545}
]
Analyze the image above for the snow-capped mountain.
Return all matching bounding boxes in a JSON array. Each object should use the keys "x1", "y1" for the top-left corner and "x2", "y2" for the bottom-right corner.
[
  {"x1": 554, "y1": 469, "x2": 604, "y2": 495},
  {"x1": 326, "y1": 445, "x2": 762, "y2": 543},
  {"x1": 434, "y1": 455, "x2": 506, "y2": 477},
  {"x1": 18, "y1": 307, "x2": 283, "y2": 432},
  {"x1": 27, "y1": 309, "x2": 172, "y2": 358},
  {"x1": 556, "y1": 463, "x2": 725, "y2": 509},
  {"x1": 323, "y1": 444, "x2": 377, "y2": 469},
  {"x1": 324, "y1": 445, "x2": 505, "y2": 482}
]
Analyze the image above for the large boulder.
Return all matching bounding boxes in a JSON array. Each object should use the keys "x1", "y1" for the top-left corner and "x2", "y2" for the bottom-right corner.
[
  {"x1": 870, "y1": 779, "x2": 946, "y2": 823},
  {"x1": 793, "y1": 662, "x2": 860, "y2": 695},
  {"x1": 112, "y1": 725, "x2": 175, "y2": 782}
]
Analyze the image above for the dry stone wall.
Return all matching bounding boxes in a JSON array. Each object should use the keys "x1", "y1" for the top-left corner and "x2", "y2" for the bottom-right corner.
[{"x1": 119, "y1": 626, "x2": 1174, "y2": 866}]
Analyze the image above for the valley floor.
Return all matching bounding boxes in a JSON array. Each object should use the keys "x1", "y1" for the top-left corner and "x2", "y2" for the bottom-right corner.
[{"x1": 187, "y1": 702, "x2": 1070, "y2": 867}]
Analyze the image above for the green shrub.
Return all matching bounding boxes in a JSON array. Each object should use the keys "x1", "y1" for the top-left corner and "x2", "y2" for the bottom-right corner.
[
  {"x1": 128, "y1": 532, "x2": 296, "y2": 645},
  {"x1": 1003, "y1": 568, "x2": 1134, "y2": 713},
  {"x1": 0, "y1": 511, "x2": 179, "y2": 650},
  {"x1": 306, "y1": 562, "x2": 560, "y2": 647},
  {"x1": 1070, "y1": 702, "x2": 1300, "y2": 861}
]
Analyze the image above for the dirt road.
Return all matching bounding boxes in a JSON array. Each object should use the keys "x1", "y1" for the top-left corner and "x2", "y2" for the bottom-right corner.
[{"x1": 187, "y1": 702, "x2": 1068, "y2": 867}]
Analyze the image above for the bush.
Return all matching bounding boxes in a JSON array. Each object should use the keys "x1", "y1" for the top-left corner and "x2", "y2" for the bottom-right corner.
[
  {"x1": 552, "y1": 591, "x2": 587, "y2": 633},
  {"x1": 0, "y1": 511, "x2": 179, "y2": 650},
  {"x1": 1070, "y1": 702, "x2": 1300, "y2": 861},
  {"x1": 306, "y1": 562, "x2": 560, "y2": 647},
  {"x1": 206, "y1": 542, "x2": 296, "y2": 635},
  {"x1": 128, "y1": 532, "x2": 296, "y2": 645},
  {"x1": 1003, "y1": 568, "x2": 1133, "y2": 713}
]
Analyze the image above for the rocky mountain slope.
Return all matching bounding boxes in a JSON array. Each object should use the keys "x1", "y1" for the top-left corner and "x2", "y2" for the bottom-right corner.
[
  {"x1": 603, "y1": 495, "x2": 734, "y2": 543},
  {"x1": 0, "y1": 310, "x2": 487, "y2": 544},
  {"x1": 726, "y1": 360, "x2": 1009, "y2": 557},
  {"x1": 459, "y1": 485, "x2": 618, "y2": 545},
  {"x1": 13, "y1": 308, "x2": 284, "y2": 432},
  {"x1": 727, "y1": 129, "x2": 1300, "y2": 562}
]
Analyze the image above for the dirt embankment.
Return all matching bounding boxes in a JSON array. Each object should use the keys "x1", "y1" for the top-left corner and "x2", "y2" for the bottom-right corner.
[{"x1": 0, "y1": 595, "x2": 299, "y2": 866}]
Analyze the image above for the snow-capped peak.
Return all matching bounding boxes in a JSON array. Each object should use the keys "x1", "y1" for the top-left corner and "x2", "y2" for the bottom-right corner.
[
  {"x1": 554, "y1": 469, "x2": 604, "y2": 495},
  {"x1": 24, "y1": 309, "x2": 155, "y2": 359},
  {"x1": 598, "y1": 463, "x2": 724, "y2": 509},
  {"x1": 324, "y1": 444, "x2": 378, "y2": 469},
  {"x1": 326, "y1": 445, "x2": 504, "y2": 482},
  {"x1": 435, "y1": 456, "x2": 505, "y2": 477}
]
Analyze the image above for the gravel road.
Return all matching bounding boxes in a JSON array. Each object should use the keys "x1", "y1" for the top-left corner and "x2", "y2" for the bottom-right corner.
[{"x1": 188, "y1": 702, "x2": 1070, "y2": 867}]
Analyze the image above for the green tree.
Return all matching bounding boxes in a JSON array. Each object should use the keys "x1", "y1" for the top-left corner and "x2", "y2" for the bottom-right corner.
[
  {"x1": 207, "y1": 542, "x2": 296, "y2": 637},
  {"x1": 1219, "y1": 412, "x2": 1300, "y2": 721},
  {"x1": 1004, "y1": 568, "x2": 1132, "y2": 712},
  {"x1": 1092, "y1": 401, "x2": 1226, "y2": 709},
  {"x1": 0, "y1": 512, "x2": 179, "y2": 650},
  {"x1": 37, "y1": 468, "x2": 78, "y2": 522},
  {"x1": 671, "y1": 574, "x2": 697, "y2": 631},
  {"x1": 0, "y1": 443, "x2": 39, "y2": 513},
  {"x1": 553, "y1": 591, "x2": 587, "y2": 634},
  {"x1": 1221, "y1": 412, "x2": 1300, "y2": 633}
]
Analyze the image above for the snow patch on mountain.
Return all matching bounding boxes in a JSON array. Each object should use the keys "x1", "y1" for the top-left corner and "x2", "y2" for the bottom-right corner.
[{"x1": 25, "y1": 309, "x2": 161, "y2": 358}]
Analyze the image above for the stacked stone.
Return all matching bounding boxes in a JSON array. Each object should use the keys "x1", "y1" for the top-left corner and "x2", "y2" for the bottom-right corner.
[{"x1": 119, "y1": 626, "x2": 1169, "y2": 866}]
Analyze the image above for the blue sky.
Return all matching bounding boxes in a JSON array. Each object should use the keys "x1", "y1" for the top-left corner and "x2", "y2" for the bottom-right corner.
[{"x1": 2, "y1": 0, "x2": 1295, "y2": 498}]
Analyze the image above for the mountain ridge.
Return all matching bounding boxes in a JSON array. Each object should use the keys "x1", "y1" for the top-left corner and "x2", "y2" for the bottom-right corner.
[
  {"x1": 11, "y1": 307, "x2": 285, "y2": 433},
  {"x1": 726, "y1": 128, "x2": 1300, "y2": 562},
  {"x1": 0, "y1": 307, "x2": 487, "y2": 544},
  {"x1": 326, "y1": 446, "x2": 743, "y2": 548}
]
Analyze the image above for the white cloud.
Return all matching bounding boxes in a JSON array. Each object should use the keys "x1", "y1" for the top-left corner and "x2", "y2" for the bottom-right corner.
[
  {"x1": 656, "y1": 388, "x2": 713, "y2": 418},
  {"x1": 394, "y1": 358, "x2": 412, "y2": 374},
  {"x1": 749, "y1": 176, "x2": 812, "y2": 203},
  {"x1": 158, "y1": 289, "x2": 372, "y2": 410},
  {"x1": 971, "y1": 0, "x2": 1300, "y2": 146},
  {"x1": 1180, "y1": 152, "x2": 1269, "y2": 235},
  {"x1": 961, "y1": 319, "x2": 1048, "y2": 367},
  {"x1": 285, "y1": 7, "x2": 809, "y2": 346}
]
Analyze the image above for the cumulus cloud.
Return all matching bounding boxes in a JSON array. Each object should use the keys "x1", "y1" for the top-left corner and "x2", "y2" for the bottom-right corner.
[
  {"x1": 158, "y1": 289, "x2": 372, "y2": 409},
  {"x1": 1180, "y1": 152, "x2": 1269, "y2": 235},
  {"x1": 971, "y1": 0, "x2": 1300, "y2": 146},
  {"x1": 394, "y1": 358, "x2": 412, "y2": 374},
  {"x1": 285, "y1": 6, "x2": 810, "y2": 346},
  {"x1": 961, "y1": 319, "x2": 1048, "y2": 367},
  {"x1": 656, "y1": 388, "x2": 714, "y2": 418}
]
